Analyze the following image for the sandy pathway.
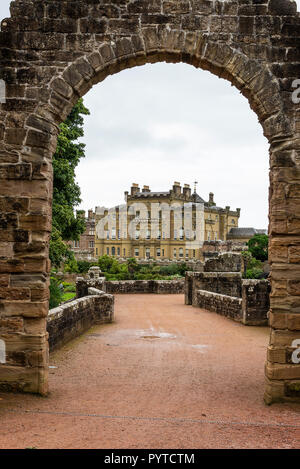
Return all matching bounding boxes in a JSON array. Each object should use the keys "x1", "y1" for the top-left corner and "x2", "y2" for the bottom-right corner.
[{"x1": 0, "y1": 294, "x2": 299, "y2": 449}]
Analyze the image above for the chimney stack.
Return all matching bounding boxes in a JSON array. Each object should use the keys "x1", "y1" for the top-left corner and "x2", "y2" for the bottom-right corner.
[
  {"x1": 131, "y1": 183, "x2": 140, "y2": 196},
  {"x1": 142, "y1": 185, "x2": 150, "y2": 193},
  {"x1": 208, "y1": 192, "x2": 216, "y2": 206},
  {"x1": 88, "y1": 209, "x2": 94, "y2": 220},
  {"x1": 183, "y1": 184, "x2": 191, "y2": 199},
  {"x1": 172, "y1": 181, "x2": 181, "y2": 196}
]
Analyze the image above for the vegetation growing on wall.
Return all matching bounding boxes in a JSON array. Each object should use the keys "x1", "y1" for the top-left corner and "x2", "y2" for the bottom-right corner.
[{"x1": 50, "y1": 99, "x2": 90, "y2": 268}]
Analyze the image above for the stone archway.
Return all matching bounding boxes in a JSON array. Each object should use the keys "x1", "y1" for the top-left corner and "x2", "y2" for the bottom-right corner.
[{"x1": 0, "y1": 0, "x2": 299, "y2": 403}]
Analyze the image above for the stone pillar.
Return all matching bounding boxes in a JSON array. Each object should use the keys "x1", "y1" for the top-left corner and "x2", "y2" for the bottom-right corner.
[
  {"x1": 0, "y1": 134, "x2": 54, "y2": 394},
  {"x1": 265, "y1": 143, "x2": 300, "y2": 403}
]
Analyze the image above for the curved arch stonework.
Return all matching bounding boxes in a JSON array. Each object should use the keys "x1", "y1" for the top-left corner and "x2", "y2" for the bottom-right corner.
[{"x1": 0, "y1": 0, "x2": 299, "y2": 403}]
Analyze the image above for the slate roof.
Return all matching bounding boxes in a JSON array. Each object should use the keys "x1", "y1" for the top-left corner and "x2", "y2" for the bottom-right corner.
[{"x1": 228, "y1": 228, "x2": 267, "y2": 238}]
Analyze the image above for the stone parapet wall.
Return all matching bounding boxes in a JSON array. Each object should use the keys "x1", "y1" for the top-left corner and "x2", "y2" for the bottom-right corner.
[
  {"x1": 76, "y1": 277, "x2": 106, "y2": 299},
  {"x1": 47, "y1": 293, "x2": 114, "y2": 352},
  {"x1": 105, "y1": 280, "x2": 184, "y2": 295},
  {"x1": 202, "y1": 241, "x2": 246, "y2": 259},
  {"x1": 186, "y1": 271, "x2": 270, "y2": 326},
  {"x1": 242, "y1": 280, "x2": 270, "y2": 326},
  {"x1": 185, "y1": 271, "x2": 242, "y2": 305},
  {"x1": 196, "y1": 290, "x2": 243, "y2": 323},
  {"x1": 204, "y1": 253, "x2": 242, "y2": 273}
]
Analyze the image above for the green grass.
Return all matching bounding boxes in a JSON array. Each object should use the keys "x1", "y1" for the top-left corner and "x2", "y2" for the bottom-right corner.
[{"x1": 62, "y1": 292, "x2": 76, "y2": 302}]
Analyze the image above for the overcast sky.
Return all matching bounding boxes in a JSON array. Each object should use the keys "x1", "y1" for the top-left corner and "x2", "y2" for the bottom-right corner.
[{"x1": 2, "y1": 1, "x2": 300, "y2": 229}]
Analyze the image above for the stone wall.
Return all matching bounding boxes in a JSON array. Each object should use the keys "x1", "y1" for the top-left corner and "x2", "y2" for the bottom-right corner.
[
  {"x1": 77, "y1": 278, "x2": 184, "y2": 296},
  {"x1": 202, "y1": 241, "x2": 246, "y2": 259},
  {"x1": 242, "y1": 280, "x2": 270, "y2": 326},
  {"x1": 76, "y1": 277, "x2": 106, "y2": 299},
  {"x1": 47, "y1": 291, "x2": 114, "y2": 352},
  {"x1": 185, "y1": 271, "x2": 242, "y2": 305},
  {"x1": 185, "y1": 253, "x2": 270, "y2": 326},
  {"x1": 196, "y1": 290, "x2": 243, "y2": 323},
  {"x1": 204, "y1": 253, "x2": 242, "y2": 273}
]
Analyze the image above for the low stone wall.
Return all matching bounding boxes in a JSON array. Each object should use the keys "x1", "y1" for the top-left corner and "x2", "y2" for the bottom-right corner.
[
  {"x1": 196, "y1": 290, "x2": 243, "y2": 323},
  {"x1": 185, "y1": 264, "x2": 270, "y2": 326},
  {"x1": 185, "y1": 271, "x2": 242, "y2": 305},
  {"x1": 242, "y1": 280, "x2": 270, "y2": 326},
  {"x1": 105, "y1": 280, "x2": 184, "y2": 295},
  {"x1": 76, "y1": 277, "x2": 106, "y2": 299},
  {"x1": 204, "y1": 253, "x2": 242, "y2": 273},
  {"x1": 47, "y1": 292, "x2": 114, "y2": 352}
]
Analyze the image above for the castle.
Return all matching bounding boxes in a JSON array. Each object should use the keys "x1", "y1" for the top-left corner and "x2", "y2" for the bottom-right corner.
[{"x1": 93, "y1": 182, "x2": 241, "y2": 261}]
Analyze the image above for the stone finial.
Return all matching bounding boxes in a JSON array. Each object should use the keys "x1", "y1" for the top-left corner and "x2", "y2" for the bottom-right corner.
[{"x1": 88, "y1": 266, "x2": 103, "y2": 279}]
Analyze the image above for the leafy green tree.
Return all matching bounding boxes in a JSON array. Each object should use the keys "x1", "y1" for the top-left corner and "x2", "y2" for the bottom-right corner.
[
  {"x1": 50, "y1": 98, "x2": 90, "y2": 268},
  {"x1": 127, "y1": 258, "x2": 140, "y2": 278},
  {"x1": 247, "y1": 234, "x2": 269, "y2": 262}
]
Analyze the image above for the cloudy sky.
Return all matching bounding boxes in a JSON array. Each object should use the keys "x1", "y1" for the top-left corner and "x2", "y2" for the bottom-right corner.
[{"x1": 1, "y1": 1, "x2": 300, "y2": 229}]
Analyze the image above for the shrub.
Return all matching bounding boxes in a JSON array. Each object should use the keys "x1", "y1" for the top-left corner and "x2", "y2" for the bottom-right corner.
[
  {"x1": 49, "y1": 277, "x2": 63, "y2": 309},
  {"x1": 247, "y1": 234, "x2": 268, "y2": 262},
  {"x1": 245, "y1": 268, "x2": 264, "y2": 279}
]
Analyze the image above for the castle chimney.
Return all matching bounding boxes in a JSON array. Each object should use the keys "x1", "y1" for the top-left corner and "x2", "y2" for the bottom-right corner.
[
  {"x1": 172, "y1": 181, "x2": 181, "y2": 196},
  {"x1": 236, "y1": 208, "x2": 241, "y2": 217},
  {"x1": 183, "y1": 184, "x2": 191, "y2": 199},
  {"x1": 208, "y1": 192, "x2": 216, "y2": 206},
  {"x1": 142, "y1": 185, "x2": 150, "y2": 193},
  {"x1": 88, "y1": 209, "x2": 94, "y2": 220},
  {"x1": 124, "y1": 191, "x2": 129, "y2": 202},
  {"x1": 131, "y1": 183, "x2": 140, "y2": 196}
]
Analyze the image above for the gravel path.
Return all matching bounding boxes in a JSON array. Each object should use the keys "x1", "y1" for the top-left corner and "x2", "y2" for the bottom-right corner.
[{"x1": 0, "y1": 294, "x2": 299, "y2": 449}]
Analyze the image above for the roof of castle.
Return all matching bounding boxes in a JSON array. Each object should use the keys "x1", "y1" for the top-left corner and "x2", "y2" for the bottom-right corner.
[{"x1": 228, "y1": 227, "x2": 267, "y2": 238}]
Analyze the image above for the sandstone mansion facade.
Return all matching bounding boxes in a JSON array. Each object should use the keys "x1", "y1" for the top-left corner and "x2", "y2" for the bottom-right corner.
[{"x1": 94, "y1": 182, "x2": 241, "y2": 261}]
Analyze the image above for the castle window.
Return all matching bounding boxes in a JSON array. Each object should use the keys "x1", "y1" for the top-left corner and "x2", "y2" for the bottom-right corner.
[
  {"x1": 117, "y1": 247, "x2": 120, "y2": 256},
  {"x1": 135, "y1": 248, "x2": 139, "y2": 257},
  {"x1": 232, "y1": 219, "x2": 235, "y2": 224},
  {"x1": 112, "y1": 247, "x2": 116, "y2": 256},
  {"x1": 173, "y1": 248, "x2": 177, "y2": 258},
  {"x1": 123, "y1": 248, "x2": 126, "y2": 256},
  {"x1": 89, "y1": 241, "x2": 94, "y2": 248},
  {"x1": 157, "y1": 248, "x2": 161, "y2": 257},
  {"x1": 146, "y1": 248, "x2": 150, "y2": 259},
  {"x1": 74, "y1": 241, "x2": 80, "y2": 248},
  {"x1": 186, "y1": 249, "x2": 189, "y2": 257},
  {"x1": 106, "y1": 247, "x2": 109, "y2": 255},
  {"x1": 96, "y1": 248, "x2": 98, "y2": 256},
  {"x1": 179, "y1": 228, "x2": 184, "y2": 240},
  {"x1": 174, "y1": 230, "x2": 177, "y2": 240},
  {"x1": 162, "y1": 249, "x2": 165, "y2": 257},
  {"x1": 179, "y1": 248, "x2": 183, "y2": 257},
  {"x1": 193, "y1": 250, "x2": 196, "y2": 258}
]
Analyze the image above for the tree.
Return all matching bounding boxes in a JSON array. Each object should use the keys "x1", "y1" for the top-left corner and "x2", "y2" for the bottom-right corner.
[
  {"x1": 247, "y1": 234, "x2": 269, "y2": 262},
  {"x1": 50, "y1": 99, "x2": 90, "y2": 268}
]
